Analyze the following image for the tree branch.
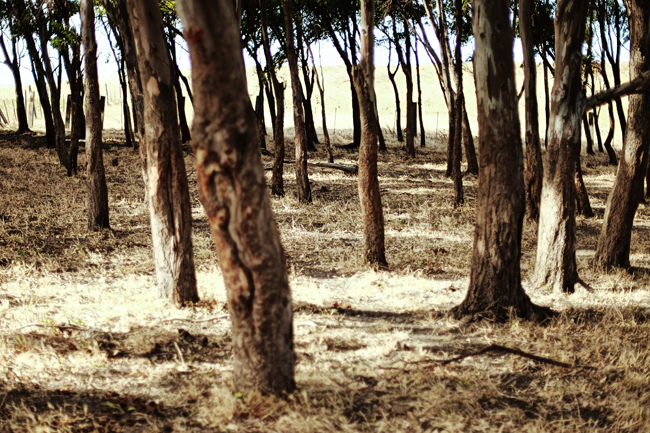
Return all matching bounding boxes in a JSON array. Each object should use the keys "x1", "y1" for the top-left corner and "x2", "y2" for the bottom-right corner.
[{"x1": 584, "y1": 70, "x2": 650, "y2": 112}]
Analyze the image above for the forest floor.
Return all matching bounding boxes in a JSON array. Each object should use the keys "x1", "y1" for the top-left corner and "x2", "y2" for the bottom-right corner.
[{"x1": 1, "y1": 129, "x2": 650, "y2": 432}]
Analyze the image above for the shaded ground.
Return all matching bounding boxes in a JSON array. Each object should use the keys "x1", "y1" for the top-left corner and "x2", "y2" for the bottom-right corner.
[{"x1": 1, "y1": 130, "x2": 650, "y2": 432}]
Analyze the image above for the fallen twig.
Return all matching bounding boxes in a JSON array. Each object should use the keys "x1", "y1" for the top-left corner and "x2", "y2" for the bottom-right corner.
[
  {"x1": 15, "y1": 323, "x2": 87, "y2": 332},
  {"x1": 161, "y1": 315, "x2": 229, "y2": 324},
  {"x1": 264, "y1": 160, "x2": 358, "y2": 174}
]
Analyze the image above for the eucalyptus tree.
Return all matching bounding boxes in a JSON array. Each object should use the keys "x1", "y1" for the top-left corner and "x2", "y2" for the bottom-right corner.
[
  {"x1": 453, "y1": 0, "x2": 545, "y2": 320},
  {"x1": 81, "y1": 0, "x2": 110, "y2": 231},
  {"x1": 354, "y1": 0, "x2": 387, "y2": 265},
  {"x1": 177, "y1": 0, "x2": 296, "y2": 396},
  {"x1": 595, "y1": 0, "x2": 650, "y2": 269},
  {"x1": 126, "y1": 0, "x2": 199, "y2": 306}
]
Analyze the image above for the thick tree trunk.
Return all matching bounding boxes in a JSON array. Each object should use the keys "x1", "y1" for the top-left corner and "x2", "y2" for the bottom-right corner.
[
  {"x1": 533, "y1": 0, "x2": 588, "y2": 294},
  {"x1": 453, "y1": 0, "x2": 543, "y2": 321},
  {"x1": 81, "y1": 0, "x2": 110, "y2": 231},
  {"x1": 353, "y1": 0, "x2": 387, "y2": 267},
  {"x1": 127, "y1": 0, "x2": 199, "y2": 306},
  {"x1": 595, "y1": 0, "x2": 650, "y2": 269},
  {"x1": 282, "y1": 0, "x2": 311, "y2": 203},
  {"x1": 177, "y1": 0, "x2": 296, "y2": 396},
  {"x1": 519, "y1": 0, "x2": 543, "y2": 221},
  {"x1": 461, "y1": 96, "x2": 479, "y2": 175}
]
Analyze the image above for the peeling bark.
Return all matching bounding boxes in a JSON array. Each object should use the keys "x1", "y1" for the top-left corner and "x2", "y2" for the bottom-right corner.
[{"x1": 177, "y1": 0, "x2": 296, "y2": 396}]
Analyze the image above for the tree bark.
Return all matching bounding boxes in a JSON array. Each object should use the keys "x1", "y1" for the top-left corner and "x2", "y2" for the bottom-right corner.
[
  {"x1": 415, "y1": 42, "x2": 426, "y2": 148},
  {"x1": 533, "y1": 0, "x2": 588, "y2": 294},
  {"x1": 23, "y1": 33, "x2": 55, "y2": 149},
  {"x1": 595, "y1": 0, "x2": 650, "y2": 269},
  {"x1": 519, "y1": 0, "x2": 543, "y2": 222},
  {"x1": 281, "y1": 0, "x2": 311, "y2": 203},
  {"x1": 387, "y1": 47, "x2": 403, "y2": 142},
  {"x1": 575, "y1": 151, "x2": 594, "y2": 218},
  {"x1": 453, "y1": 0, "x2": 543, "y2": 321},
  {"x1": 81, "y1": 0, "x2": 110, "y2": 231},
  {"x1": 177, "y1": 0, "x2": 296, "y2": 396},
  {"x1": 127, "y1": 0, "x2": 199, "y2": 306},
  {"x1": 353, "y1": 0, "x2": 387, "y2": 267},
  {"x1": 310, "y1": 46, "x2": 334, "y2": 163}
]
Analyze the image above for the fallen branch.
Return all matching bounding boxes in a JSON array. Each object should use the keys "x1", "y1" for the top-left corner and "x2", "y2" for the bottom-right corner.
[
  {"x1": 264, "y1": 160, "x2": 358, "y2": 174},
  {"x1": 388, "y1": 344, "x2": 597, "y2": 370}
]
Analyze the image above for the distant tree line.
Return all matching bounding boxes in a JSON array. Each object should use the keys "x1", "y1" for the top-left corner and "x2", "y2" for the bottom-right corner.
[{"x1": 1, "y1": 0, "x2": 649, "y2": 397}]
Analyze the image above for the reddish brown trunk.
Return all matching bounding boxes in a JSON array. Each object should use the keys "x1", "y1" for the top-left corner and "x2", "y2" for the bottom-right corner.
[
  {"x1": 453, "y1": 0, "x2": 543, "y2": 321},
  {"x1": 595, "y1": 0, "x2": 650, "y2": 269},
  {"x1": 81, "y1": 0, "x2": 110, "y2": 231},
  {"x1": 281, "y1": 0, "x2": 311, "y2": 203},
  {"x1": 353, "y1": 0, "x2": 387, "y2": 266},
  {"x1": 575, "y1": 152, "x2": 594, "y2": 218},
  {"x1": 178, "y1": 0, "x2": 296, "y2": 396},
  {"x1": 534, "y1": 0, "x2": 587, "y2": 294},
  {"x1": 127, "y1": 0, "x2": 199, "y2": 306},
  {"x1": 519, "y1": 0, "x2": 543, "y2": 222}
]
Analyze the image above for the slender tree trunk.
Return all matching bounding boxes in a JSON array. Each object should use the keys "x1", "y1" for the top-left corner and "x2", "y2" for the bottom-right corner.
[
  {"x1": 127, "y1": 0, "x2": 199, "y2": 306},
  {"x1": 169, "y1": 38, "x2": 192, "y2": 144},
  {"x1": 387, "y1": 56, "x2": 403, "y2": 142},
  {"x1": 599, "y1": 49, "x2": 619, "y2": 165},
  {"x1": 61, "y1": 45, "x2": 83, "y2": 176},
  {"x1": 177, "y1": 0, "x2": 296, "y2": 396},
  {"x1": 534, "y1": 0, "x2": 588, "y2": 294},
  {"x1": 415, "y1": 42, "x2": 426, "y2": 148},
  {"x1": 24, "y1": 36, "x2": 55, "y2": 149},
  {"x1": 519, "y1": 0, "x2": 543, "y2": 221},
  {"x1": 542, "y1": 50, "x2": 550, "y2": 148},
  {"x1": 310, "y1": 47, "x2": 334, "y2": 163},
  {"x1": 583, "y1": 113, "x2": 595, "y2": 155},
  {"x1": 81, "y1": 0, "x2": 110, "y2": 231},
  {"x1": 575, "y1": 151, "x2": 594, "y2": 218},
  {"x1": 260, "y1": 0, "x2": 285, "y2": 196},
  {"x1": 453, "y1": 0, "x2": 544, "y2": 321},
  {"x1": 0, "y1": 35, "x2": 30, "y2": 133},
  {"x1": 595, "y1": 0, "x2": 650, "y2": 269},
  {"x1": 452, "y1": 0, "x2": 464, "y2": 206},
  {"x1": 282, "y1": 0, "x2": 311, "y2": 203},
  {"x1": 461, "y1": 97, "x2": 479, "y2": 175},
  {"x1": 353, "y1": 0, "x2": 387, "y2": 267}
]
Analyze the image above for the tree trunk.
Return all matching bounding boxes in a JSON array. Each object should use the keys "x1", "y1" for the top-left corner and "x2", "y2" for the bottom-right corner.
[
  {"x1": 169, "y1": 38, "x2": 192, "y2": 144},
  {"x1": 296, "y1": 26, "x2": 319, "y2": 150},
  {"x1": 461, "y1": 97, "x2": 479, "y2": 175},
  {"x1": 127, "y1": 0, "x2": 199, "y2": 306},
  {"x1": 519, "y1": 0, "x2": 543, "y2": 221},
  {"x1": 582, "y1": 113, "x2": 595, "y2": 155},
  {"x1": 599, "y1": 51, "x2": 619, "y2": 166},
  {"x1": 281, "y1": 0, "x2": 311, "y2": 203},
  {"x1": 177, "y1": 0, "x2": 296, "y2": 396},
  {"x1": 542, "y1": 50, "x2": 550, "y2": 148},
  {"x1": 452, "y1": 0, "x2": 464, "y2": 206},
  {"x1": 533, "y1": 0, "x2": 588, "y2": 294},
  {"x1": 453, "y1": 0, "x2": 543, "y2": 321},
  {"x1": 387, "y1": 61, "x2": 403, "y2": 142},
  {"x1": 61, "y1": 43, "x2": 84, "y2": 176},
  {"x1": 575, "y1": 151, "x2": 594, "y2": 218},
  {"x1": 353, "y1": 0, "x2": 387, "y2": 267},
  {"x1": 24, "y1": 36, "x2": 55, "y2": 150},
  {"x1": 595, "y1": 0, "x2": 650, "y2": 269},
  {"x1": 260, "y1": 0, "x2": 285, "y2": 196},
  {"x1": 415, "y1": 43, "x2": 426, "y2": 148},
  {"x1": 81, "y1": 0, "x2": 110, "y2": 231},
  {"x1": 0, "y1": 34, "x2": 30, "y2": 133},
  {"x1": 311, "y1": 49, "x2": 334, "y2": 163}
]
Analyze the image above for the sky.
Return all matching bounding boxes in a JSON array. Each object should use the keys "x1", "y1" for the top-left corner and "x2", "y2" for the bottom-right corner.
[{"x1": 0, "y1": 22, "x2": 510, "y2": 89}]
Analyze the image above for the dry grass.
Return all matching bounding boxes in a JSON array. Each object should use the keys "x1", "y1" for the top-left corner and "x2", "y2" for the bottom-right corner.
[{"x1": 1, "y1": 128, "x2": 650, "y2": 432}]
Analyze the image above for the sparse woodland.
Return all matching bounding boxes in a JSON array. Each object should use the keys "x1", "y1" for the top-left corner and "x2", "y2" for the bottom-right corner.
[{"x1": 1, "y1": 0, "x2": 650, "y2": 431}]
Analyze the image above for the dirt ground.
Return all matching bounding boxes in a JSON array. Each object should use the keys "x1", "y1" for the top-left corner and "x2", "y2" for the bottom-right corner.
[{"x1": 1, "y1": 129, "x2": 650, "y2": 432}]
